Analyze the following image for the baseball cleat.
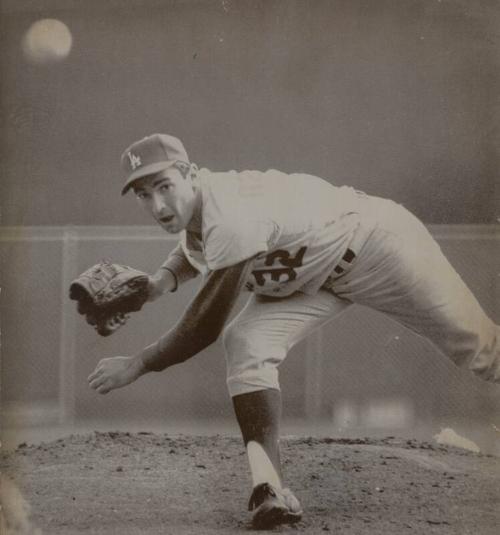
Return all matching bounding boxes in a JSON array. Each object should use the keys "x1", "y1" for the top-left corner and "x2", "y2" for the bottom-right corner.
[{"x1": 248, "y1": 482, "x2": 302, "y2": 529}]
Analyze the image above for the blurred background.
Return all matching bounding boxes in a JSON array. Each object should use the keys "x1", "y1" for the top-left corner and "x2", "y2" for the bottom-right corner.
[{"x1": 1, "y1": 0, "x2": 499, "y2": 453}]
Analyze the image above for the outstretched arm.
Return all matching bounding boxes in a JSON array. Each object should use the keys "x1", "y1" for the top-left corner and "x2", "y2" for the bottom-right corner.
[
  {"x1": 88, "y1": 258, "x2": 254, "y2": 394},
  {"x1": 141, "y1": 258, "x2": 254, "y2": 370}
]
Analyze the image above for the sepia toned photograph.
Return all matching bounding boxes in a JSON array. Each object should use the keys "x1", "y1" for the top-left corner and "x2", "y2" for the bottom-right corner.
[{"x1": 1, "y1": 1, "x2": 499, "y2": 533}]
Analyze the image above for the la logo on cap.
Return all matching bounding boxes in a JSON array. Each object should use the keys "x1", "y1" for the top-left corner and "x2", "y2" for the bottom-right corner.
[
  {"x1": 120, "y1": 133, "x2": 190, "y2": 195},
  {"x1": 127, "y1": 151, "x2": 142, "y2": 170}
]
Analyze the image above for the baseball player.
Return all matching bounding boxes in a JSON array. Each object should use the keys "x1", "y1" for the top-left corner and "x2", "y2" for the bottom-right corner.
[{"x1": 87, "y1": 133, "x2": 500, "y2": 529}]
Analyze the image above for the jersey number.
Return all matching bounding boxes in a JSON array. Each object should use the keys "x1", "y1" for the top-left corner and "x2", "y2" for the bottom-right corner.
[{"x1": 252, "y1": 246, "x2": 307, "y2": 286}]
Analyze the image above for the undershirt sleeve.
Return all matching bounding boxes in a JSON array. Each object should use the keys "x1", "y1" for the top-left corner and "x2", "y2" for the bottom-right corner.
[{"x1": 161, "y1": 243, "x2": 200, "y2": 291}]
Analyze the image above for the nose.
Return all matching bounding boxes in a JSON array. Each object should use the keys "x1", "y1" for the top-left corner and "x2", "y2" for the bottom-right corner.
[{"x1": 152, "y1": 192, "x2": 167, "y2": 215}]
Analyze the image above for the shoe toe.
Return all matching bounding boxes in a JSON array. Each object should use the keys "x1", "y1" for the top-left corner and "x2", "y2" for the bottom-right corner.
[
  {"x1": 252, "y1": 502, "x2": 288, "y2": 530},
  {"x1": 249, "y1": 483, "x2": 303, "y2": 529}
]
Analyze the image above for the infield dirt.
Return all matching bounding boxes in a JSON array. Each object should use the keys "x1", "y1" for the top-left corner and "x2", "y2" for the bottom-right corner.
[{"x1": 1, "y1": 433, "x2": 499, "y2": 534}]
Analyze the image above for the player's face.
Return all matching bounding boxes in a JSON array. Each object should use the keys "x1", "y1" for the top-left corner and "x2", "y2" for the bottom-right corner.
[{"x1": 133, "y1": 166, "x2": 198, "y2": 233}]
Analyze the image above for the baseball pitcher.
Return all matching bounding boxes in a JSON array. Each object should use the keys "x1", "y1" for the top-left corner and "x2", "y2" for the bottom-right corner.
[{"x1": 76, "y1": 133, "x2": 500, "y2": 529}]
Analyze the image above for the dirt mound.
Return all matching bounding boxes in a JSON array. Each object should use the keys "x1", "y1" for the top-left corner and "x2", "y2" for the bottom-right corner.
[{"x1": 1, "y1": 433, "x2": 499, "y2": 534}]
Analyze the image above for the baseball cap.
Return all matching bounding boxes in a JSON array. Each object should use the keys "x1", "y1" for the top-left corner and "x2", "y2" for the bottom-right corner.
[{"x1": 120, "y1": 133, "x2": 189, "y2": 195}]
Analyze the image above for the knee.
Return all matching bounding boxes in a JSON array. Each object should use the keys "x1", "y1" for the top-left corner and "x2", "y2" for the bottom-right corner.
[
  {"x1": 469, "y1": 328, "x2": 500, "y2": 383},
  {"x1": 222, "y1": 322, "x2": 285, "y2": 397},
  {"x1": 469, "y1": 353, "x2": 500, "y2": 383},
  {"x1": 222, "y1": 321, "x2": 249, "y2": 357},
  {"x1": 470, "y1": 357, "x2": 500, "y2": 384}
]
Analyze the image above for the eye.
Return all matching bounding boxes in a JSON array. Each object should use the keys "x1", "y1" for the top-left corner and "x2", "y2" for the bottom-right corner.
[
  {"x1": 159, "y1": 184, "x2": 171, "y2": 193},
  {"x1": 135, "y1": 191, "x2": 150, "y2": 200}
]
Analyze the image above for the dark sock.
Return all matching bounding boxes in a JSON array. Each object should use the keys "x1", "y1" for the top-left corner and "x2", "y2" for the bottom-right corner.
[{"x1": 232, "y1": 389, "x2": 282, "y2": 483}]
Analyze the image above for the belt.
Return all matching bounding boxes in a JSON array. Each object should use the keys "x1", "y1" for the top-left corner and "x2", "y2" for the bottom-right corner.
[{"x1": 332, "y1": 248, "x2": 356, "y2": 276}]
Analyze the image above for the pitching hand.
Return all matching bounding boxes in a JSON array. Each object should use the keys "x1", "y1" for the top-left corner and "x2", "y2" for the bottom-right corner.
[{"x1": 88, "y1": 356, "x2": 144, "y2": 394}]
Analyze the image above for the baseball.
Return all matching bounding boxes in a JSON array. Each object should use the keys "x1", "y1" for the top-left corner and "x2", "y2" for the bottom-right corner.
[{"x1": 22, "y1": 19, "x2": 72, "y2": 64}]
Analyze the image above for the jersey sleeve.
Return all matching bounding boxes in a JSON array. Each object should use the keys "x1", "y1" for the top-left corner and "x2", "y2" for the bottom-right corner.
[{"x1": 204, "y1": 218, "x2": 272, "y2": 271}]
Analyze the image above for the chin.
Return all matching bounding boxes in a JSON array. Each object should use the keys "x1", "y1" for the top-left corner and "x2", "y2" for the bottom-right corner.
[{"x1": 165, "y1": 223, "x2": 185, "y2": 234}]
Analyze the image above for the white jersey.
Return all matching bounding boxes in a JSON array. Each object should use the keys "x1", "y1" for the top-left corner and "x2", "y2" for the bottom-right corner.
[{"x1": 181, "y1": 168, "x2": 375, "y2": 297}]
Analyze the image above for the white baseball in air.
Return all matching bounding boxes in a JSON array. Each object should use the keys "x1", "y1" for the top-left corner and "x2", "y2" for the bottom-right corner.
[{"x1": 22, "y1": 19, "x2": 72, "y2": 64}]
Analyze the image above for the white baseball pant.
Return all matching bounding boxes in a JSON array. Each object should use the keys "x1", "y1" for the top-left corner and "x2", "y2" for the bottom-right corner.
[{"x1": 223, "y1": 198, "x2": 499, "y2": 397}]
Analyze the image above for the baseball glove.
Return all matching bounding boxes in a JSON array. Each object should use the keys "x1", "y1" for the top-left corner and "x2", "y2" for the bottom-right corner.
[{"x1": 69, "y1": 261, "x2": 150, "y2": 336}]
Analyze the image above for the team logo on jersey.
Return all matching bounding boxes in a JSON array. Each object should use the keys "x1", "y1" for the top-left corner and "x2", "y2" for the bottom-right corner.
[{"x1": 127, "y1": 151, "x2": 142, "y2": 170}]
